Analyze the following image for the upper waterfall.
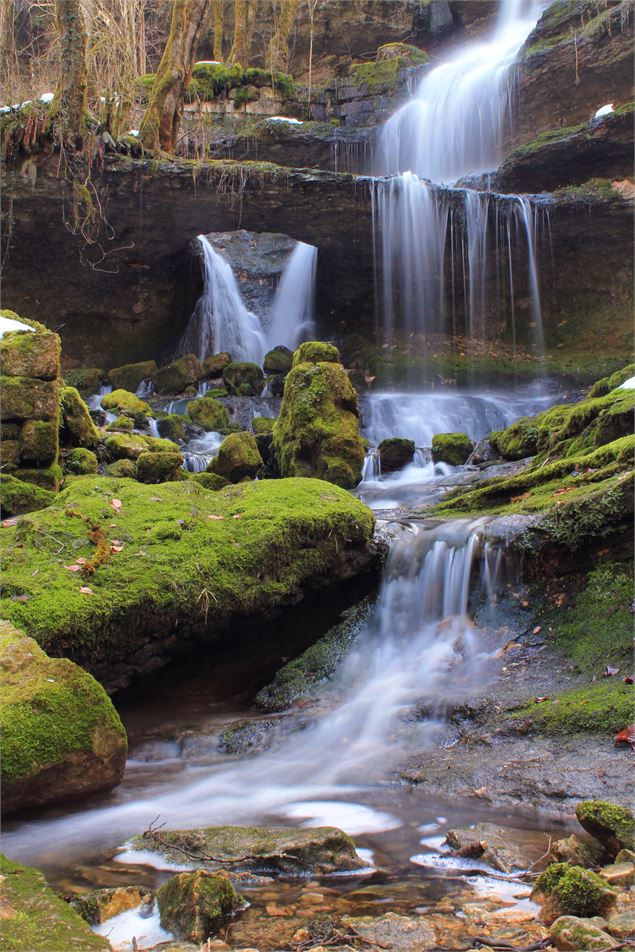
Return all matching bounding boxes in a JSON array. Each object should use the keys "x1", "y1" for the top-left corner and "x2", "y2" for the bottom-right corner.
[{"x1": 266, "y1": 241, "x2": 317, "y2": 351}]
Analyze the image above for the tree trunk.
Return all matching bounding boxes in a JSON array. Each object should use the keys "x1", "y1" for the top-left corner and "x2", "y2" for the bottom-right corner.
[
  {"x1": 53, "y1": 0, "x2": 88, "y2": 145},
  {"x1": 212, "y1": 0, "x2": 223, "y2": 61},
  {"x1": 267, "y1": 0, "x2": 299, "y2": 72},
  {"x1": 140, "y1": 0, "x2": 211, "y2": 154}
]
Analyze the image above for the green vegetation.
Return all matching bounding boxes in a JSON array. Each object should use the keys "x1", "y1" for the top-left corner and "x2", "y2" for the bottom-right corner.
[
  {"x1": 534, "y1": 863, "x2": 616, "y2": 918},
  {"x1": 350, "y1": 45, "x2": 428, "y2": 92},
  {"x1": 589, "y1": 364, "x2": 634, "y2": 398},
  {"x1": 157, "y1": 413, "x2": 187, "y2": 442},
  {"x1": 432, "y1": 432, "x2": 473, "y2": 466},
  {"x1": 139, "y1": 63, "x2": 295, "y2": 104},
  {"x1": 512, "y1": 682, "x2": 633, "y2": 735},
  {"x1": 60, "y1": 386, "x2": 100, "y2": 448},
  {"x1": 157, "y1": 871, "x2": 240, "y2": 943},
  {"x1": 557, "y1": 177, "x2": 625, "y2": 201},
  {"x1": 101, "y1": 388, "x2": 151, "y2": 420},
  {"x1": 66, "y1": 447, "x2": 99, "y2": 475},
  {"x1": 293, "y1": 341, "x2": 341, "y2": 367},
  {"x1": 187, "y1": 396, "x2": 229, "y2": 431},
  {"x1": 0, "y1": 473, "x2": 55, "y2": 516},
  {"x1": 136, "y1": 451, "x2": 184, "y2": 484}
]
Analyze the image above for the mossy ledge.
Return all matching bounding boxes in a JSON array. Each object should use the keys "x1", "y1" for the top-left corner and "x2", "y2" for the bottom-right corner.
[{"x1": 0, "y1": 477, "x2": 376, "y2": 691}]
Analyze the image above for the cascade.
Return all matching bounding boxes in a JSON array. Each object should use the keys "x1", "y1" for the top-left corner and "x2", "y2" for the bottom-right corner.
[{"x1": 266, "y1": 241, "x2": 318, "y2": 350}]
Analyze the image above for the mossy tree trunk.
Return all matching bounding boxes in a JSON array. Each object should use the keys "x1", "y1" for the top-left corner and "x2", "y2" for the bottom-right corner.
[
  {"x1": 53, "y1": 0, "x2": 88, "y2": 145},
  {"x1": 228, "y1": 0, "x2": 256, "y2": 65},
  {"x1": 212, "y1": 0, "x2": 223, "y2": 61},
  {"x1": 267, "y1": 0, "x2": 299, "y2": 72},
  {"x1": 139, "y1": 0, "x2": 211, "y2": 154}
]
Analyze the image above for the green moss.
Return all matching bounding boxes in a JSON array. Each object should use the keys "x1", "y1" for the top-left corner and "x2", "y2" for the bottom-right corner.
[
  {"x1": 144, "y1": 436, "x2": 181, "y2": 454},
  {"x1": 136, "y1": 451, "x2": 184, "y2": 484},
  {"x1": 431, "y1": 432, "x2": 473, "y2": 466},
  {"x1": 264, "y1": 345, "x2": 293, "y2": 375},
  {"x1": 557, "y1": 177, "x2": 624, "y2": 201},
  {"x1": 576, "y1": 800, "x2": 635, "y2": 853},
  {"x1": 13, "y1": 465, "x2": 62, "y2": 492},
  {"x1": 350, "y1": 47, "x2": 427, "y2": 91},
  {"x1": 67, "y1": 448, "x2": 98, "y2": 475},
  {"x1": 208, "y1": 431, "x2": 262, "y2": 483},
  {"x1": 222, "y1": 361, "x2": 264, "y2": 396},
  {"x1": 534, "y1": 864, "x2": 616, "y2": 918},
  {"x1": 101, "y1": 388, "x2": 151, "y2": 418},
  {"x1": 190, "y1": 472, "x2": 229, "y2": 491},
  {"x1": 157, "y1": 871, "x2": 240, "y2": 942},
  {"x1": 0, "y1": 323, "x2": 60, "y2": 380},
  {"x1": 202, "y1": 352, "x2": 232, "y2": 377},
  {"x1": 157, "y1": 414, "x2": 187, "y2": 442},
  {"x1": 293, "y1": 341, "x2": 340, "y2": 367},
  {"x1": 106, "y1": 459, "x2": 137, "y2": 478},
  {"x1": 1, "y1": 375, "x2": 59, "y2": 420},
  {"x1": 0, "y1": 854, "x2": 111, "y2": 951},
  {"x1": 155, "y1": 355, "x2": 203, "y2": 394},
  {"x1": 589, "y1": 364, "x2": 635, "y2": 398},
  {"x1": 63, "y1": 368, "x2": 104, "y2": 395},
  {"x1": 19, "y1": 420, "x2": 57, "y2": 464},
  {"x1": 60, "y1": 386, "x2": 99, "y2": 450},
  {"x1": 0, "y1": 477, "x2": 375, "y2": 667},
  {"x1": 187, "y1": 397, "x2": 229, "y2": 431},
  {"x1": 378, "y1": 437, "x2": 414, "y2": 472},
  {"x1": 252, "y1": 416, "x2": 276, "y2": 436},
  {"x1": 105, "y1": 415, "x2": 134, "y2": 432},
  {"x1": 0, "y1": 473, "x2": 55, "y2": 516},
  {"x1": 104, "y1": 432, "x2": 149, "y2": 461},
  {"x1": 233, "y1": 84, "x2": 259, "y2": 108},
  {"x1": 107, "y1": 360, "x2": 157, "y2": 393},
  {"x1": 512, "y1": 682, "x2": 633, "y2": 735}
]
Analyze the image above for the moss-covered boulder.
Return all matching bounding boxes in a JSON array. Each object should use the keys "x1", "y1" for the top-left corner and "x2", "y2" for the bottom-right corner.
[
  {"x1": 222, "y1": 361, "x2": 265, "y2": 396},
  {"x1": 264, "y1": 345, "x2": 293, "y2": 375},
  {"x1": 252, "y1": 416, "x2": 276, "y2": 435},
  {"x1": 104, "y1": 432, "x2": 149, "y2": 461},
  {"x1": 157, "y1": 413, "x2": 187, "y2": 442},
  {"x1": 131, "y1": 825, "x2": 367, "y2": 876},
  {"x1": 273, "y1": 359, "x2": 365, "y2": 489},
  {"x1": 190, "y1": 472, "x2": 229, "y2": 490},
  {"x1": 431, "y1": 431, "x2": 473, "y2": 466},
  {"x1": 534, "y1": 863, "x2": 617, "y2": 921},
  {"x1": 0, "y1": 620, "x2": 126, "y2": 813},
  {"x1": 589, "y1": 364, "x2": 635, "y2": 398},
  {"x1": 17, "y1": 420, "x2": 57, "y2": 464},
  {"x1": 155, "y1": 355, "x2": 203, "y2": 394},
  {"x1": 60, "y1": 386, "x2": 100, "y2": 449},
  {"x1": 267, "y1": 372, "x2": 286, "y2": 397},
  {"x1": 144, "y1": 436, "x2": 181, "y2": 454},
  {"x1": 107, "y1": 360, "x2": 157, "y2": 393},
  {"x1": 208, "y1": 432, "x2": 262, "y2": 483},
  {"x1": 1, "y1": 376, "x2": 59, "y2": 421},
  {"x1": 136, "y1": 451, "x2": 184, "y2": 484},
  {"x1": 202, "y1": 352, "x2": 232, "y2": 378},
  {"x1": 187, "y1": 397, "x2": 229, "y2": 431},
  {"x1": 0, "y1": 473, "x2": 55, "y2": 516},
  {"x1": 378, "y1": 437, "x2": 415, "y2": 472},
  {"x1": 0, "y1": 322, "x2": 60, "y2": 380},
  {"x1": 292, "y1": 340, "x2": 340, "y2": 367},
  {"x1": 105, "y1": 414, "x2": 134, "y2": 432},
  {"x1": 576, "y1": 801, "x2": 635, "y2": 858},
  {"x1": 0, "y1": 854, "x2": 111, "y2": 951},
  {"x1": 63, "y1": 367, "x2": 104, "y2": 396},
  {"x1": 101, "y1": 388, "x2": 151, "y2": 422},
  {"x1": 550, "y1": 916, "x2": 619, "y2": 951},
  {"x1": 12, "y1": 464, "x2": 62, "y2": 491},
  {"x1": 106, "y1": 458, "x2": 137, "y2": 478},
  {"x1": 157, "y1": 871, "x2": 241, "y2": 943},
  {"x1": 0, "y1": 477, "x2": 375, "y2": 689},
  {"x1": 66, "y1": 447, "x2": 99, "y2": 475},
  {"x1": 252, "y1": 416, "x2": 276, "y2": 466}
]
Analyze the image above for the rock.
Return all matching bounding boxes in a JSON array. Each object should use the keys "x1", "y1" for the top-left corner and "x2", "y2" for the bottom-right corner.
[
  {"x1": 267, "y1": 372, "x2": 286, "y2": 396},
  {"x1": 589, "y1": 364, "x2": 635, "y2": 398},
  {"x1": 0, "y1": 853, "x2": 111, "y2": 950},
  {"x1": 378, "y1": 437, "x2": 415, "y2": 472},
  {"x1": 190, "y1": 472, "x2": 229, "y2": 491},
  {"x1": 101, "y1": 388, "x2": 151, "y2": 422},
  {"x1": 431, "y1": 431, "x2": 473, "y2": 466},
  {"x1": 155, "y1": 355, "x2": 203, "y2": 394},
  {"x1": 137, "y1": 451, "x2": 184, "y2": 484},
  {"x1": 0, "y1": 317, "x2": 60, "y2": 380},
  {"x1": 187, "y1": 397, "x2": 229, "y2": 431},
  {"x1": 550, "y1": 915, "x2": 619, "y2": 950},
  {"x1": 534, "y1": 863, "x2": 617, "y2": 920},
  {"x1": 131, "y1": 825, "x2": 367, "y2": 876},
  {"x1": 0, "y1": 477, "x2": 375, "y2": 690},
  {"x1": 66, "y1": 447, "x2": 99, "y2": 475},
  {"x1": 1, "y1": 377, "x2": 58, "y2": 421},
  {"x1": 157, "y1": 414, "x2": 187, "y2": 442},
  {"x1": 202, "y1": 352, "x2": 232, "y2": 378},
  {"x1": 208, "y1": 432, "x2": 262, "y2": 483},
  {"x1": 470, "y1": 437, "x2": 496, "y2": 464},
  {"x1": 106, "y1": 458, "x2": 137, "y2": 478},
  {"x1": 60, "y1": 386, "x2": 100, "y2": 449},
  {"x1": 273, "y1": 358, "x2": 365, "y2": 489},
  {"x1": 599, "y1": 861, "x2": 635, "y2": 886},
  {"x1": 292, "y1": 340, "x2": 340, "y2": 366},
  {"x1": 12, "y1": 464, "x2": 62, "y2": 491},
  {"x1": 0, "y1": 620, "x2": 127, "y2": 813},
  {"x1": 144, "y1": 436, "x2": 182, "y2": 454},
  {"x1": 551, "y1": 834, "x2": 604, "y2": 868},
  {"x1": 222, "y1": 361, "x2": 265, "y2": 396},
  {"x1": 445, "y1": 823, "x2": 532, "y2": 873},
  {"x1": 104, "y1": 432, "x2": 149, "y2": 461},
  {"x1": 105, "y1": 414, "x2": 134, "y2": 432},
  {"x1": 157, "y1": 871, "x2": 241, "y2": 943},
  {"x1": 615, "y1": 848, "x2": 635, "y2": 863},
  {"x1": 107, "y1": 360, "x2": 157, "y2": 393},
  {"x1": 220, "y1": 719, "x2": 277, "y2": 754},
  {"x1": 72, "y1": 886, "x2": 149, "y2": 924},
  {"x1": 264, "y1": 345, "x2": 293, "y2": 375},
  {"x1": 605, "y1": 909, "x2": 635, "y2": 939},
  {"x1": 0, "y1": 473, "x2": 55, "y2": 516},
  {"x1": 63, "y1": 367, "x2": 104, "y2": 395},
  {"x1": 252, "y1": 416, "x2": 275, "y2": 435},
  {"x1": 341, "y1": 912, "x2": 437, "y2": 951},
  {"x1": 576, "y1": 800, "x2": 635, "y2": 858},
  {"x1": 18, "y1": 420, "x2": 57, "y2": 464}
]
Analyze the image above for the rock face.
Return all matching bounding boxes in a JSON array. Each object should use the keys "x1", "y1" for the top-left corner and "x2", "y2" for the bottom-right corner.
[
  {"x1": 0, "y1": 620, "x2": 127, "y2": 814},
  {"x1": 273, "y1": 350, "x2": 365, "y2": 489},
  {"x1": 157, "y1": 871, "x2": 241, "y2": 943},
  {"x1": 0, "y1": 310, "x2": 62, "y2": 491},
  {"x1": 202, "y1": 230, "x2": 295, "y2": 317},
  {"x1": 0, "y1": 476, "x2": 376, "y2": 691},
  {"x1": 131, "y1": 825, "x2": 367, "y2": 876},
  {"x1": 0, "y1": 854, "x2": 111, "y2": 951}
]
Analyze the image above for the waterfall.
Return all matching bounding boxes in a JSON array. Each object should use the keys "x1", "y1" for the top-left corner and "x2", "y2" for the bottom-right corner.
[
  {"x1": 266, "y1": 241, "x2": 317, "y2": 351},
  {"x1": 177, "y1": 236, "x2": 267, "y2": 364}
]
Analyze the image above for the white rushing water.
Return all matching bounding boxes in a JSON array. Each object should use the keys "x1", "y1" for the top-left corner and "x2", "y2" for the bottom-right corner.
[{"x1": 266, "y1": 241, "x2": 317, "y2": 350}]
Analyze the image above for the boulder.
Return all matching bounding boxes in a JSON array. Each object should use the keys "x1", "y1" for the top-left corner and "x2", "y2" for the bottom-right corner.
[
  {"x1": 60, "y1": 386, "x2": 100, "y2": 449},
  {"x1": 101, "y1": 388, "x2": 151, "y2": 422},
  {"x1": 551, "y1": 834, "x2": 604, "y2": 868},
  {"x1": 550, "y1": 915, "x2": 619, "y2": 951},
  {"x1": 187, "y1": 397, "x2": 229, "y2": 431},
  {"x1": 378, "y1": 437, "x2": 415, "y2": 472},
  {"x1": 292, "y1": 340, "x2": 340, "y2": 366},
  {"x1": 208, "y1": 432, "x2": 262, "y2": 483},
  {"x1": 189, "y1": 472, "x2": 229, "y2": 491},
  {"x1": 0, "y1": 620, "x2": 127, "y2": 813},
  {"x1": 1, "y1": 376, "x2": 59, "y2": 421},
  {"x1": 599, "y1": 861, "x2": 635, "y2": 886},
  {"x1": 0, "y1": 473, "x2": 55, "y2": 516},
  {"x1": 104, "y1": 432, "x2": 149, "y2": 461},
  {"x1": 107, "y1": 360, "x2": 157, "y2": 393},
  {"x1": 136, "y1": 451, "x2": 184, "y2": 484},
  {"x1": 105, "y1": 414, "x2": 134, "y2": 432},
  {"x1": 222, "y1": 361, "x2": 264, "y2": 396},
  {"x1": 0, "y1": 854, "x2": 111, "y2": 950},
  {"x1": 157, "y1": 871, "x2": 241, "y2": 943},
  {"x1": 264, "y1": 345, "x2": 293, "y2": 375},
  {"x1": 130, "y1": 825, "x2": 367, "y2": 876},
  {"x1": 66, "y1": 447, "x2": 99, "y2": 475},
  {"x1": 106, "y1": 458, "x2": 137, "y2": 478},
  {"x1": 534, "y1": 863, "x2": 616, "y2": 920},
  {"x1": 0, "y1": 318, "x2": 60, "y2": 380},
  {"x1": 273, "y1": 358, "x2": 365, "y2": 489},
  {"x1": 202, "y1": 352, "x2": 232, "y2": 378},
  {"x1": 431, "y1": 431, "x2": 473, "y2": 466},
  {"x1": 155, "y1": 355, "x2": 203, "y2": 394},
  {"x1": 157, "y1": 414, "x2": 187, "y2": 442},
  {"x1": 576, "y1": 800, "x2": 635, "y2": 858},
  {"x1": 63, "y1": 367, "x2": 104, "y2": 395},
  {"x1": 144, "y1": 436, "x2": 182, "y2": 454},
  {"x1": 18, "y1": 420, "x2": 57, "y2": 464}
]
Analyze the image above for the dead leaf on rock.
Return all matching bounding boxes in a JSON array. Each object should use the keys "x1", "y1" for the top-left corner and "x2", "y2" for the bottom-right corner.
[
  {"x1": 110, "y1": 544, "x2": 124, "y2": 553},
  {"x1": 79, "y1": 586, "x2": 94, "y2": 595},
  {"x1": 603, "y1": 665, "x2": 620, "y2": 677},
  {"x1": 64, "y1": 564, "x2": 83, "y2": 572},
  {"x1": 110, "y1": 498, "x2": 123, "y2": 511},
  {"x1": 76, "y1": 557, "x2": 88, "y2": 565},
  {"x1": 615, "y1": 724, "x2": 635, "y2": 748}
]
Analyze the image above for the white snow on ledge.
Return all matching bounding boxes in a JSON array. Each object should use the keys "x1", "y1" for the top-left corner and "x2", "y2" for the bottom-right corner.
[
  {"x1": 618, "y1": 376, "x2": 635, "y2": 389},
  {"x1": 265, "y1": 116, "x2": 303, "y2": 124},
  {"x1": 0, "y1": 316, "x2": 35, "y2": 339},
  {"x1": 594, "y1": 103, "x2": 614, "y2": 118}
]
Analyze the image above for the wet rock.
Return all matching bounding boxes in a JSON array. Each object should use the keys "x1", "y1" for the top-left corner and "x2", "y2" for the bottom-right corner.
[
  {"x1": 222, "y1": 361, "x2": 265, "y2": 396},
  {"x1": 60, "y1": 386, "x2": 100, "y2": 449},
  {"x1": 63, "y1": 367, "x2": 104, "y2": 396},
  {"x1": 341, "y1": 912, "x2": 437, "y2": 950},
  {"x1": 264, "y1": 346, "x2": 293, "y2": 375},
  {"x1": 157, "y1": 413, "x2": 187, "y2": 442},
  {"x1": 72, "y1": 885, "x2": 150, "y2": 924},
  {"x1": 599, "y1": 861, "x2": 635, "y2": 887},
  {"x1": 155, "y1": 355, "x2": 203, "y2": 395},
  {"x1": 576, "y1": 800, "x2": 635, "y2": 858},
  {"x1": 0, "y1": 620, "x2": 127, "y2": 814},
  {"x1": 187, "y1": 396, "x2": 229, "y2": 431},
  {"x1": 157, "y1": 870, "x2": 241, "y2": 943},
  {"x1": 431, "y1": 431, "x2": 473, "y2": 466},
  {"x1": 66, "y1": 447, "x2": 99, "y2": 475},
  {"x1": 550, "y1": 914, "x2": 618, "y2": 950},
  {"x1": 220, "y1": 719, "x2": 277, "y2": 754},
  {"x1": 0, "y1": 853, "x2": 111, "y2": 950},
  {"x1": 445, "y1": 822, "x2": 531, "y2": 873},
  {"x1": 104, "y1": 432, "x2": 150, "y2": 461},
  {"x1": 0, "y1": 472, "x2": 55, "y2": 516},
  {"x1": 470, "y1": 437, "x2": 496, "y2": 464},
  {"x1": 292, "y1": 341, "x2": 340, "y2": 366},
  {"x1": 605, "y1": 908, "x2": 635, "y2": 939},
  {"x1": 202, "y1": 352, "x2": 232, "y2": 378},
  {"x1": 137, "y1": 451, "x2": 184, "y2": 484},
  {"x1": 130, "y1": 825, "x2": 367, "y2": 876},
  {"x1": 108, "y1": 360, "x2": 157, "y2": 393},
  {"x1": 208, "y1": 432, "x2": 262, "y2": 483},
  {"x1": 101, "y1": 388, "x2": 151, "y2": 423},
  {"x1": 551, "y1": 833, "x2": 604, "y2": 868},
  {"x1": 267, "y1": 373, "x2": 286, "y2": 396},
  {"x1": 0, "y1": 316, "x2": 60, "y2": 380},
  {"x1": 534, "y1": 863, "x2": 617, "y2": 920},
  {"x1": 105, "y1": 414, "x2": 134, "y2": 432},
  {"x1": 378, "y1": 437, "x2": 414, "y2": 472}
]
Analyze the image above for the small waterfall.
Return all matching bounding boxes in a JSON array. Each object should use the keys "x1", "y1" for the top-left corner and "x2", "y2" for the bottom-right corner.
[
  {"x1": 177, "y1": 236, "x2": 267, "y2": 364},
  {"x1": 361, "y1": 448, "x2": 381, "y2": 482},
  {"x1": 86, "y1": 383, "x2": 112, "y2": 411},
  {"x1": 182, "y1": 431, "x2": 223, "y2": 472},
  {"x1": 266, "y1": 241, "x2": 317, "y2": 351},
  {"x1": 136, "y1": 378, "x2": 156, "y2": 399}
]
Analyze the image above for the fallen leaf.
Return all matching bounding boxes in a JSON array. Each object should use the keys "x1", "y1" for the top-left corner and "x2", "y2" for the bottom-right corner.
[
  {"x1": 31, "y1": 570, "x2": 38, "y2": 577},
  {"x1": 208, "y1": 514, "x2": 224, "y2": 520},
  {"x1": 553, "y1": 487, "x2": 569, "y2": 495},
  {"x1": 76, "y1": 557, "x2": 88, "y2": 565},
  {"x1": 110, "y1": 498, "x2": 123, "y2": 511},
  {"x1": 232, "y1": 513, "x2": 244, "y2": 519},
  {"x1": 603, "y1": 665, "x2": 620, "y2": 677},
  {"x1": 10, "y1": 594, "x2": 30, "y2": 602},
  {"x1": 533, "y1": 625, "x2": 542, "y2": 635},
  {"x1": 624, "y1": 675, "x2": 633, "y2": 685},
  {"x1": 2, "y1": 517, "x2": 19, "y2": 527},
  {"x1": 79, "y1": 586, "x2": 94, "y2": 595},
  {"x1": 615, "y1": 724, "x2": 635, "y2": 748},
  {"x1": 110, "y1": 544, "x2": 124, "y2": 553},
  {"x1": 535, "y1": 696, "x2": 550, "y2": 703},
  {"x1": 64, "y1": 564, "x2": 83, "y2": 572}
]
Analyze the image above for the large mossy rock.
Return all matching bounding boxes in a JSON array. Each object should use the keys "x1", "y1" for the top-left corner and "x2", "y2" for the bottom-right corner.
[
  {"x1": 222, "y1": 361, "x2": 265, "y2": 396},
  {"x1": 208, "y1": 431, "x2": 262, "y2": 483},
  {"x1": 131, "y1": 825, "x2": 367, "y2": 876},
  {"x1": 66, "y1": 447, "x2": 99, "y2": 476},
  {"x1": 63, "y1": 367, "x2": 104, "y2": 396},
  {"x1": 576, "y1": 800, "x2": 635, "y2": 858},
  {"x1": 101, "y1": 388, "x2": 151, "y2": 421},
  {"x1": 186, "y1": 396, "x2": 229, "y2": 431},
  {"x1": 273, "y1": 357, "x2": 365, "y2": 489},
  {"x1": 107, "y1": 359, "x2": 157, "y2": 393},
  {"x1": 60, "y1": 386, "x2": 100, "y2": 449},
  {"x1": 157, "y1": 413, "x2": 187, "y2": 442},
  {"x1": 0, "y1": 315, "x2": 60, "y2": 380},
  {"x1": 157, "y1": 871, "x2": 241, "y2": 943},
  {"x1": 0, "y1": 477, "x2": 375, "y2": 690},
  {"x1": 0, "y1": 620, "x2": 127, "y2": 814},
  {"x1": 431, "y1": 431, "x2": 473, "y2": 466},
  {"x1": 0, "y1": 473, "x2": 55, "y2": 516},
  {"x1": 0, "y1": 854, "x2": 111, "y2": 951},
  {"x1": 104, "y1": 432, "x2": 149, "y2": 461},
  {"x1": 155, "y1": 355, "x2": 203, "y2": 394},
  {"x1": 136, "y1": 451, "x2": 184, "y2": 484},
  {"x1": 378, "y1": 437, "x2": 415, "y2": 472},
  {"x1": 202, "y1": 352, "x2": 232, "y2": 378},
  {"x1": 264, "y1": 345, "x2": 293, "y2": 375},
  {"x1": 292, "y1": 340, "x2": 340, "y2": 366},
  {"x1": 534, "y1": 863, "x2": 617, "y2": 921}
]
